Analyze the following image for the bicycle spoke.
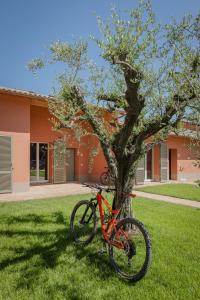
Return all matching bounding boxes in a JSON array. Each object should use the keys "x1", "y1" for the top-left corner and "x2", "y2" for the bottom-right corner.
[
  {"x1": 75, "y1": 207, "x2": 93, "y2": 240},
  {"x1": 70, "y1": 200, "x2": 97, "y2": 245},
  {"x1": 109, "y1": 218, "x2": 151, "y2": 282}
]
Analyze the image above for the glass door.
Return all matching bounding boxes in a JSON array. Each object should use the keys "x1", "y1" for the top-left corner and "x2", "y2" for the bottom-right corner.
[
  {"x1": 30, "y1": 143, "x2": 37, "y2": 182},
  {"x1": 30, "y1": 143, "x2": 48, "y2": 183}
]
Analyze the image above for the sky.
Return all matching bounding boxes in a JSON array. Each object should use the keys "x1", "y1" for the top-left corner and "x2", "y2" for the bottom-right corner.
[{"x1": 0, "y1": 0, "x2": 199, "y2": 96}]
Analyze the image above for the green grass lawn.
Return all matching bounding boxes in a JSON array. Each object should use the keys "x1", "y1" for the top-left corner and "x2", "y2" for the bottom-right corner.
[
  {"x1": 30, "y1": 170, "x2": 45, "y2": 177},
  {"x1": 136, "y1": 183, "x2": 200, "y2": 201},
  {"x1": 0, "y1": 195, "x2": 199, "y2": 300}
]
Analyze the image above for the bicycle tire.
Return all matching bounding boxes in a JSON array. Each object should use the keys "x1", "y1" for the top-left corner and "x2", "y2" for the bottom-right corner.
[
  {"x1": 109, "y1": 217, "x2": 152, "y2": 282},
  {"x1": 70, "y1": 200, "x2": 97, "y2": 246}
]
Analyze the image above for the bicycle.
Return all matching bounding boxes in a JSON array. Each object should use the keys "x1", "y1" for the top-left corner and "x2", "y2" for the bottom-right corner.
[
  {"x1": 70, "y1": 184, "x2": 152, "y2": 282},
  {"x1": 100, "y1": 167, "x2": 114, "y2": 186}
]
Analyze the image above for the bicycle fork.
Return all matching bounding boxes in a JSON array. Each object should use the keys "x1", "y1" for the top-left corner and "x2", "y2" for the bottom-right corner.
[{"x1": 80, "y1": 200, "x2": 97, "y2": 224}]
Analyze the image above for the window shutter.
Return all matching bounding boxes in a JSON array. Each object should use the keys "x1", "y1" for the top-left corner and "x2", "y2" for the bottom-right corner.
[
  {"x1": 66, "y1": 149, "x2": 75, "y2": 181},
  {"x1": 53, "y1": 140, "x2": 66, "y2": 183},
  {"x1": 0, "y1": 136, "x2": 12, "y2": 193},
  {"x1": 135, "y1": 156, "x2": 145, "y2": 185},
  {"x1": 160, "y1": 143, "x2": 168, "y2": 182}
]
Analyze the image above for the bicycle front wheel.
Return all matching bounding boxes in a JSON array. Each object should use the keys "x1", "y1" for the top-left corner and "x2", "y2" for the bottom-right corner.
[
  {"x1": 70, "y1": 200, "x2": 97, "y2": 245},
  {"x1": 109, "y1": 217, "x2": 152, "y2": 282}
]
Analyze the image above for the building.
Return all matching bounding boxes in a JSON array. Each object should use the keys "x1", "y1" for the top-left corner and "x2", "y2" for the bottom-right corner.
[
  {"x1": 136, "y1": 129, "x2": 200, "y2": 185},
  {"x1": 0, "y1": 87, "x2": 199, "y2": 193}
]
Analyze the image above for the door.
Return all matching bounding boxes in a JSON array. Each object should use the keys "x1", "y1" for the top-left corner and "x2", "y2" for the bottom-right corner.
[
  {"x1": 145, "y1": 149, "x2": 153, "y2": 180},
  {"x1": 0, "y1": 136, "x2": 12, "y2": 193},
  {"x1": 169, "y1": 149, "x2": 177, "y2": 180},
  {"x1": 66, "y1": 149, "x2": 75, "y2": 181},
  {"x1": 169, "y1": 149, "x2": 172, "y2": 180}
]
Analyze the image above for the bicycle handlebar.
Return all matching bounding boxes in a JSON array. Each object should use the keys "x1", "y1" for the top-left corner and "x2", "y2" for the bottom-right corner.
[
  {"x1": 83, "y1": 183, "x2": 137, "y2": 198},
  {"x1": 83, "y1": 183, "x2": 115, "y2": 193}
]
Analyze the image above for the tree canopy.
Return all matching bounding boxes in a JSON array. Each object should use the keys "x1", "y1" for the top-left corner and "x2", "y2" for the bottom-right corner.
[{"x1": 28, "y1": 0, "x2": 200, "y2": 210}]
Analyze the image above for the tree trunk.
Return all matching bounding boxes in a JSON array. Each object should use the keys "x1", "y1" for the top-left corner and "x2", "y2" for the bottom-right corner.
[
  {"x1": 112, "y1": 172, "x2": 136, "y2": 219},
  {"x1": 120, "y1": 196, "x2": 134, "y2": 219}
]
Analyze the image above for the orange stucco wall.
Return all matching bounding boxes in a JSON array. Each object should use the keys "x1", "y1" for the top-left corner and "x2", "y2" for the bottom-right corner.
[
  {"x1": 0, "y1": 93, "x2": 30, "y2": 192},
  {"x1": 149, "y1": 134, "x2": 200, "y2": 182},
  {"x1": 152, "y1": 136, "x2": 200, "y2": 182},
  {"x1": 167, "y1": 135, "x2": 200, "y2": 181},
  {"x1": 30, "y1": 105, "x2": 106, "y2": 183}
]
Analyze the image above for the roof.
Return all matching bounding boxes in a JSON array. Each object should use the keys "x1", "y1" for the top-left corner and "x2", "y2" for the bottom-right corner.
[
  {"x1": 170, "y1": 128, "x2": 199, "y2": 139},
  {"x1": 0, "y1": 86, "x2": 50, "y2": 101},
  {"x1": 181, "y1": 118, "x2": 199, "y2": 126},
  {"x1": 0, "y1": 87, "x2": 199, "y2": 135}
]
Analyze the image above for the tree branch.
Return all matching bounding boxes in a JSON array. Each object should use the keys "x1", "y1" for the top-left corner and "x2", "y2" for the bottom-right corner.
[
  {"x1": 139, "y1": 94, "x2": 190, "y2": 141},
  {"x1": 72, "y1": 86, "x2": 118, "y2": 178},
  {"x1": 96, "y1": 93, "x2": 125, "y2": 103},
  {"x1": 111, "y1": 58, "x2": 145, "y2": 158},
  {"x1": 114, "y1": 60, "x2": 137, "y2": 75}
]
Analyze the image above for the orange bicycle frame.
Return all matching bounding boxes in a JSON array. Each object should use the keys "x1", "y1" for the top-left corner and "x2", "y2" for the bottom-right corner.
[{"x1": 95, "y1": 192, "x2": 125, "y2": 249}]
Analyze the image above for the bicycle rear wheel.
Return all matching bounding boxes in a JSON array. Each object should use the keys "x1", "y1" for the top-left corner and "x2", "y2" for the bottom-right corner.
[
  {"x1": 70, "y1": 200, "x2": 97, "y2": 245},
  {"x1": 109, "y1": 217, "x2": 152, "y2": 282}
]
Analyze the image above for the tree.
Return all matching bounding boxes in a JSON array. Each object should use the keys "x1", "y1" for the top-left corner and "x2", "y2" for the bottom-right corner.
[
  {"x1": 28, "y1": 1, "x2": 200, "y2": 214},
  {"x1": 186, "y1": 111, "x2": 200, "y2": 170}
]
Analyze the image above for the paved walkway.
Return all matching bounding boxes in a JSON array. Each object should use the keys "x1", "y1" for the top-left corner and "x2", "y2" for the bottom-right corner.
[
  {"x1": 0, "y1": 183, "x2": 91, "y2": 203},
  {"x1": 135, "y1": 191, "x2": 200, "y2": 209},
  {"x1": 0, "y1": 182, "x2": 199, "y2": 209}
]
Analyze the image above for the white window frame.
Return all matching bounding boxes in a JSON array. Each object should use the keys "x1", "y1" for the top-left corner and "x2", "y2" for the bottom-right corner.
[{"x1": 30, "y1": 142, "x2": 49, "y2": 183}]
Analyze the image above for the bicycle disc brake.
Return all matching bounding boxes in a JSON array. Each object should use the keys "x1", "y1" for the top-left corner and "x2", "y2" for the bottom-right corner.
[{"x1": 124, "y1": 240, "x2": 136, "y2": 259}]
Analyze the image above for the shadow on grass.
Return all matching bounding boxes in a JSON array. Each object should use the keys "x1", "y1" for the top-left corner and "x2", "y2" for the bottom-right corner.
[
  {"x1": 72, "y1": 227, "x2": 115, "y2": 280},
  {"x1": 1, "y1": 211, "x2": 66, "y2": 225},
  {"x1": 0, "y1": 212, "x2": 118, "y2": 288},
  {"x1": 0, "y1": 228, "x2": 69, "y2": 270}
]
